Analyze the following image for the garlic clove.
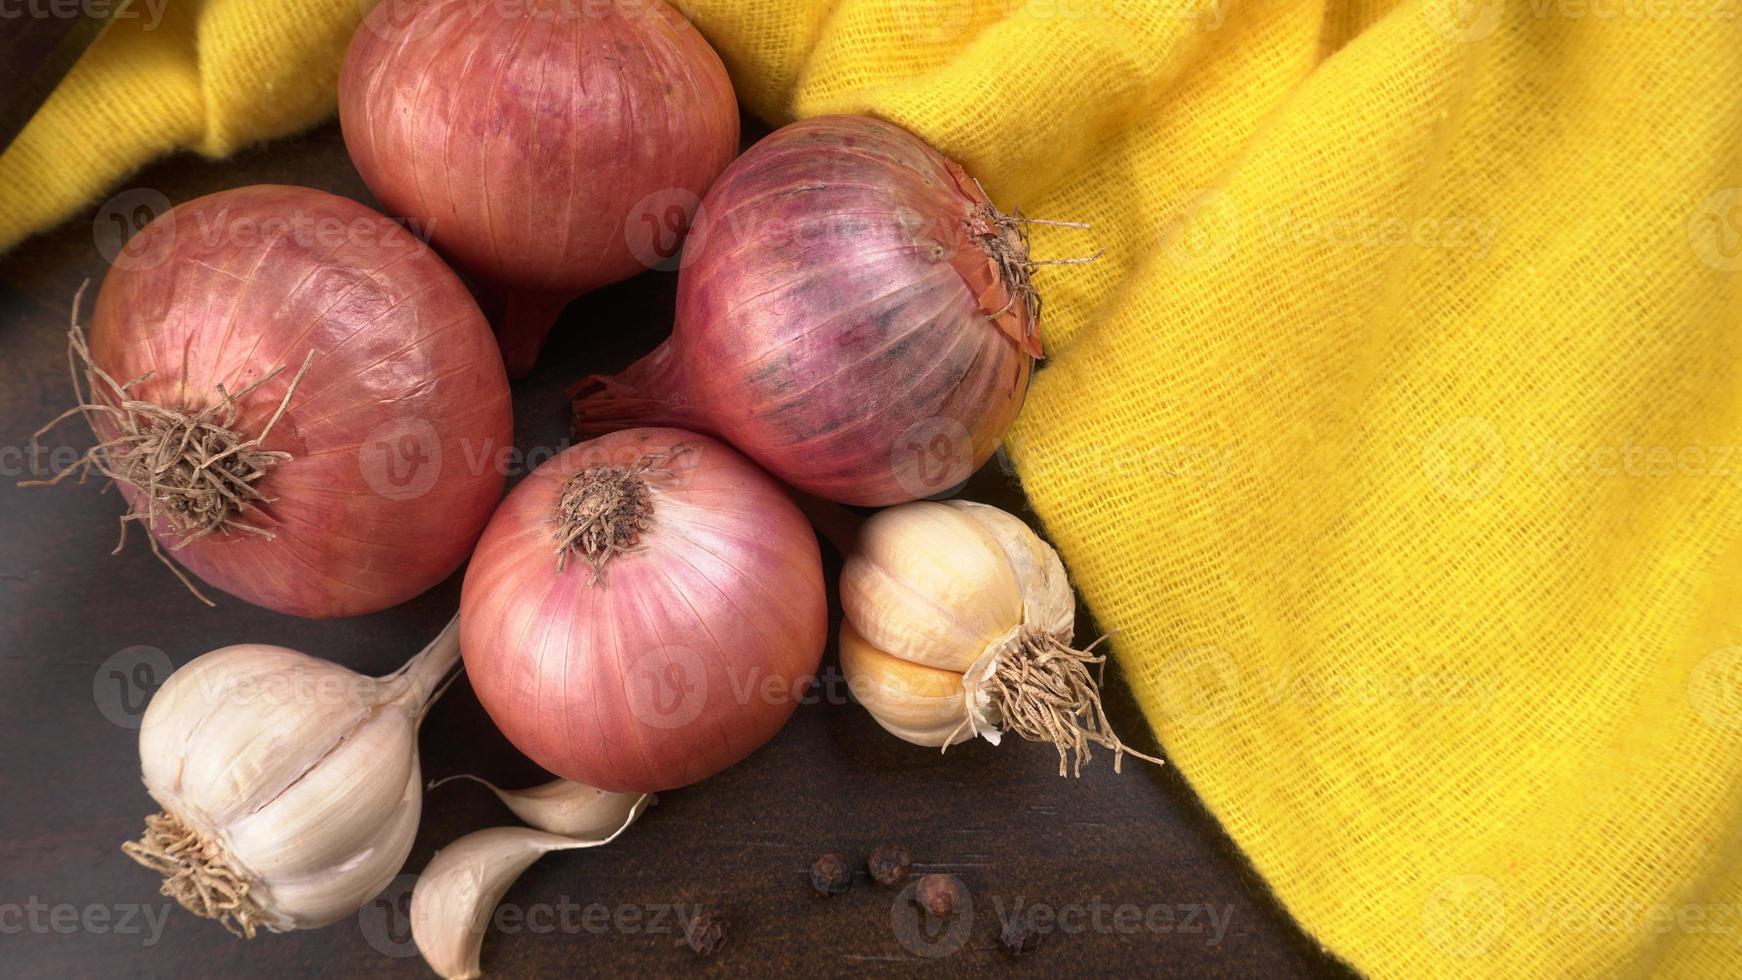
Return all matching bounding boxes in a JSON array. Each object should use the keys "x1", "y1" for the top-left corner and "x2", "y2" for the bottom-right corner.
[
  {"x1": 411, "y1": 828, "x2": 571, "y2": 980},
  {"x1": 135, "y1": 648, "x2": 320, "y2": 813},
  {"x1": 256, "y1": 766, "x2": 423, "y2": 930},
  {"x1": 223, "y1": 706, "x2": 418, "y2": 881},
  {"x1": 841, "y1": 502, "x2": 1022, "y2": 672},
  {"x1": 142, "y1": 646, "x2": 378, "y2": 827},
  {"x1": 839, "y1": 622, "x2": 973, "y2": 747},
  {"x1": 430, "y1": 774, "x2": 647, "y2": 838},
  {"x1": 945, "y1": 499, "x2": 1076, "y2": 637},
  {"x1": 411, "y1": 795, "x2": 651, "y2": 979}
]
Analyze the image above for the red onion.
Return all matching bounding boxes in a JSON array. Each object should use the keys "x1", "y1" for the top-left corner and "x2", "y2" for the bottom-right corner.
[
  {"x1": 47, "y1": 185, "x2": 511, "y2": 618},
  {"x1": 339, "y1": 0, "x2": 740, "y2": 378},
  {"x1": 460, "y1": 427, "x2": 826, "y2": 792},
  {"x1": 570, "y1": 115, "x2": 1041, "y2": 506}
]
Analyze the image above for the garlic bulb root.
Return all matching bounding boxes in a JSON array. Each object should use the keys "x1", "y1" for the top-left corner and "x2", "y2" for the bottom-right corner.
[
  {"x1": 122, "y1": 813, "x2": 265, "y2": 937},
  {"x1": 840, "y1": 500, "x2": 1163, "y2": 776},
  {"x1": 960, "y1": 628, "x2": 1163, "y2": 776}
]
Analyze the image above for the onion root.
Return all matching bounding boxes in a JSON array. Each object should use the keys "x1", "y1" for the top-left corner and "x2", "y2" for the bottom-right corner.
[
  {"x1": 553, "y1": 445, "x2": 693, "y2": 583},
  {"x1": 21, "y1": 284, "x2": 314, "y2": 605}
]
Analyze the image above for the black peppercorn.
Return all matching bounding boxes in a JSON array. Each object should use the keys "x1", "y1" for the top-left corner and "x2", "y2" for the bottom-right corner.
[
  {"x1": 913, "y1": 874, "x2": 964, "y2": 919},
  {"x1": 1001, "y1": 911, "x2": 1044, "y2": 956},
  {"x1": 810, "y1": 852, "x2": 852, "y2": 896},
  {"x1": 866, "y1": 842, "x2": 911, "y2": 887},
  {"x1": 685, "y1": 907, "x2": 726, "y2": 957}
]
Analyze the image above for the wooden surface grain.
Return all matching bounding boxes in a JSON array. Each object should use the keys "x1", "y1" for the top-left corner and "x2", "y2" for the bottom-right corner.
[{"x1": 0, "y1": 121, "x2": 1351, "y2": 979}]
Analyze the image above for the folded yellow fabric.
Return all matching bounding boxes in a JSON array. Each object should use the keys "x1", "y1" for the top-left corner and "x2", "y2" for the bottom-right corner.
[
  {"x1": 4, "y1": 1, "x2": 1741, "y2": 976},
  {"x1": 0, "y1": 0, "x2": 361, "y2": 250}
]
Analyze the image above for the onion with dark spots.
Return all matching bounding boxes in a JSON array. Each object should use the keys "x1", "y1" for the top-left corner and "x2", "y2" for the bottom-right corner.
[
  {"x1": 570, "y1": 115, "x2": 1042, "y2": 506},
  {"x1": 339, "y1": 0, "x2": 740, "y2": 378}
]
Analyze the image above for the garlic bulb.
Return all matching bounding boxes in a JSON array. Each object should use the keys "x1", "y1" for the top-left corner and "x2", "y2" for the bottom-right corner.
[
  {"x1": 839, "y1": 500, "x2": 1162, "y2": 775},
  {"x1": 123, "y1": 617, "x2": 462, "y2": 937},
  {"x1": 427, "y1": 775, "x2": 648, "y2": 838},
  {"x1": 411, "y1": 796, "x2": 651, "y2": 980}
]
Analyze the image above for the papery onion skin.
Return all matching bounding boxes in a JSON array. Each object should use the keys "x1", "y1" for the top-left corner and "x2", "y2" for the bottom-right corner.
[
  {"x1": 88, "y1": 185, "x2": 511, "y2": 618},
  {"x1": 460, "y1": 427, "x2": 827, "y2": 793},
  {"x1": 571, "y1": 115, "x2": 1035, "y2": 506},
  {"x1": 339, "y1": 0, "x2": 740, "y2": 378}
]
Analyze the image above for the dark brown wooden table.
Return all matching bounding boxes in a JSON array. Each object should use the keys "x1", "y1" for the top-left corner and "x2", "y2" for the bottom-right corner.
[{"x1": 0, "y1": 120, "x2": 1351, "y2": 979}]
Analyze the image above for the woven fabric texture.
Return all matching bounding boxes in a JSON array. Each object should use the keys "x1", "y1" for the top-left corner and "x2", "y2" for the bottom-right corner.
[{"x1": 2, "y1": 2, "x2": 1741, "y2": 976}]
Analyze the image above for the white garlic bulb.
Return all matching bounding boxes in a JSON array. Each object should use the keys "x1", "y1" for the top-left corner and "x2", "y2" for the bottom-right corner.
[
  {"x1": 839, "y1": 500, "x2": 1162, "y2": 775},
  {"x1": 123, "y1": 616, "x2": 461, "y2": 937}
]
